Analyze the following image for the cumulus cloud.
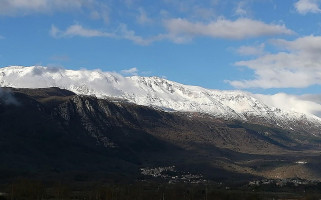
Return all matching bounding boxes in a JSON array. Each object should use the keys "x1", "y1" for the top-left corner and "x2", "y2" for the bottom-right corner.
[
  {"x1": 295, "y1": 0, "x2": 321, "y2": 14},
  {"x1": 164, "y1": 18, "x2": 293, "y2": 41},
  {"x1": 121, "y1": 67, "x2": 138, "y2": 76},
  {"x1": 254, "y1": 93, "x2": 321, "y2": 118},
  {"x1": 228, "y1": 35, "x2": 321, "y2": 89}
]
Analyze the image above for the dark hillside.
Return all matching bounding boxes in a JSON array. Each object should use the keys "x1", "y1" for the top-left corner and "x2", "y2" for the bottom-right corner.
[{"x1": 0, "y1": 87, "x2": 321, "y2": 184}]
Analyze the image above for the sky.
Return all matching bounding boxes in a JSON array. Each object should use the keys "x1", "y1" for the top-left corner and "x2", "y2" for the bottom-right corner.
[{"x1": 0, "y1": 0, "x2": 321, "y2": 98}]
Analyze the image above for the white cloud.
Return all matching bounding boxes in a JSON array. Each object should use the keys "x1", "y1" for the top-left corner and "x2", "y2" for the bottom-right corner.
[
  {"x1": 0, "y1": 35, "x2": 5, "y2": 40},
  {"x1": 117, "y1": 24, "x2": 165, "y2": 45},
  {"x1": 117, "y1": 24, "x2": 147, "y2": 44},
  {"x1": 300, "y1": 94, "x2": 321, "y2": 104},
  {"x1": 89, "y1": 4, "x2": 110, "y2": 24},
  {"x1": 0, "y1": 0, "x2": 110, "y2": 24},
  {"x1": 295, "y1": 0, "x2": 321, "y2": 14},
  {"x1": 50, "y1": 25, "x2": 60, "y2": 38},
  {"x1": 136, "y1": 8, "x2": 153, "y2": 25},
  {"x1": 50, "y1": 24, "x2": 114, "y2": 38},
  {"x1": 235, "y1": 1, "x2": 248, "y2": 16},
  {"x1": 236, "y1": 43, "x2": 265, "y2": 56},
  {"x1": 254, "y1": 93, "x2": 321, "y2": 118},
  {"x1": 50, "y1": 18, "x2": 293, "y2": 45},
  {"x1": 228, "y1": 35, "x2": 321, "y2": 89},
  {"x1": 0, "y1": 0, "x2": 88, "y2": 16},
  {"x1": 50, "y1": 24, "x2": 162, "y2": 45},
  {"x1": 164, "y1": 18, "x2": 293, "y2": 41},
  {"x1": 121, "y1": 67, "x2": 138, "y2": 76}
]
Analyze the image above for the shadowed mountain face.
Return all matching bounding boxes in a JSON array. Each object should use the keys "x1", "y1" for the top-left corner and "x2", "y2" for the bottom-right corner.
[
  {"x1": 1, "y1": 87, "x2": 321, "y2": 184},
  {"x1": 2, "y1": 66, "x2": 321, "y2": 135}
]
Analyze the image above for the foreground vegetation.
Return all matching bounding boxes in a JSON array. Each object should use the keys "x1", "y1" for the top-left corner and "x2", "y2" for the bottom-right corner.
[{"x1": 1, "y1": 178, "x2": 321, "y2": 200}]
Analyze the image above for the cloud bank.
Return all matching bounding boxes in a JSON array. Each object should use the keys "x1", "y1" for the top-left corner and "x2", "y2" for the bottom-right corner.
[
  {"x1": 255, "y1": 93, "x2": 321, "y2": 118},
  {"x1": 164, "y1": 18, "x2": 293, "y2": 41},
  {"x1": 229, "y1": 35, "x2": 321, "y2": 89}
]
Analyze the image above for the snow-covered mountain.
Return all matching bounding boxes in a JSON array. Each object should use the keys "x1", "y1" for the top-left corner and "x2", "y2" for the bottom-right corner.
[{"x1": 1, "y1": 66, "x2": 320, "y2": 132}]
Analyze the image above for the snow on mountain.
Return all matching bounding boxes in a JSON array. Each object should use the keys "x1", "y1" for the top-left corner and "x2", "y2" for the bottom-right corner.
[{"x1": 1, "y1": 66, "x2": 321, "y2": 131}]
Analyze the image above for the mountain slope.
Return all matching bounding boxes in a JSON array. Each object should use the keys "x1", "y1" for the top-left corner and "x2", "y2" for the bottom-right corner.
[
  {"x1": 0, "y1": 66, "x2": 320, "y2": 134},
  {"x1": 2, "y1": 87, "x2": 321, "y2": 183}
]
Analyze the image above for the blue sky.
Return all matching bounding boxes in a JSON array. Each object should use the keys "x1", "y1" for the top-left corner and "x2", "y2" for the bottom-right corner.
[{"x1": 0, "y1": 0, "x2": 321, "y2": 95}]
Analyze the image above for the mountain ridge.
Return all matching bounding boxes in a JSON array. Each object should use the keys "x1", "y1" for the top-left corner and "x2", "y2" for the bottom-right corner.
[{"x1": 1, "y1": 66, "x2": 320, "y2": 134}]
